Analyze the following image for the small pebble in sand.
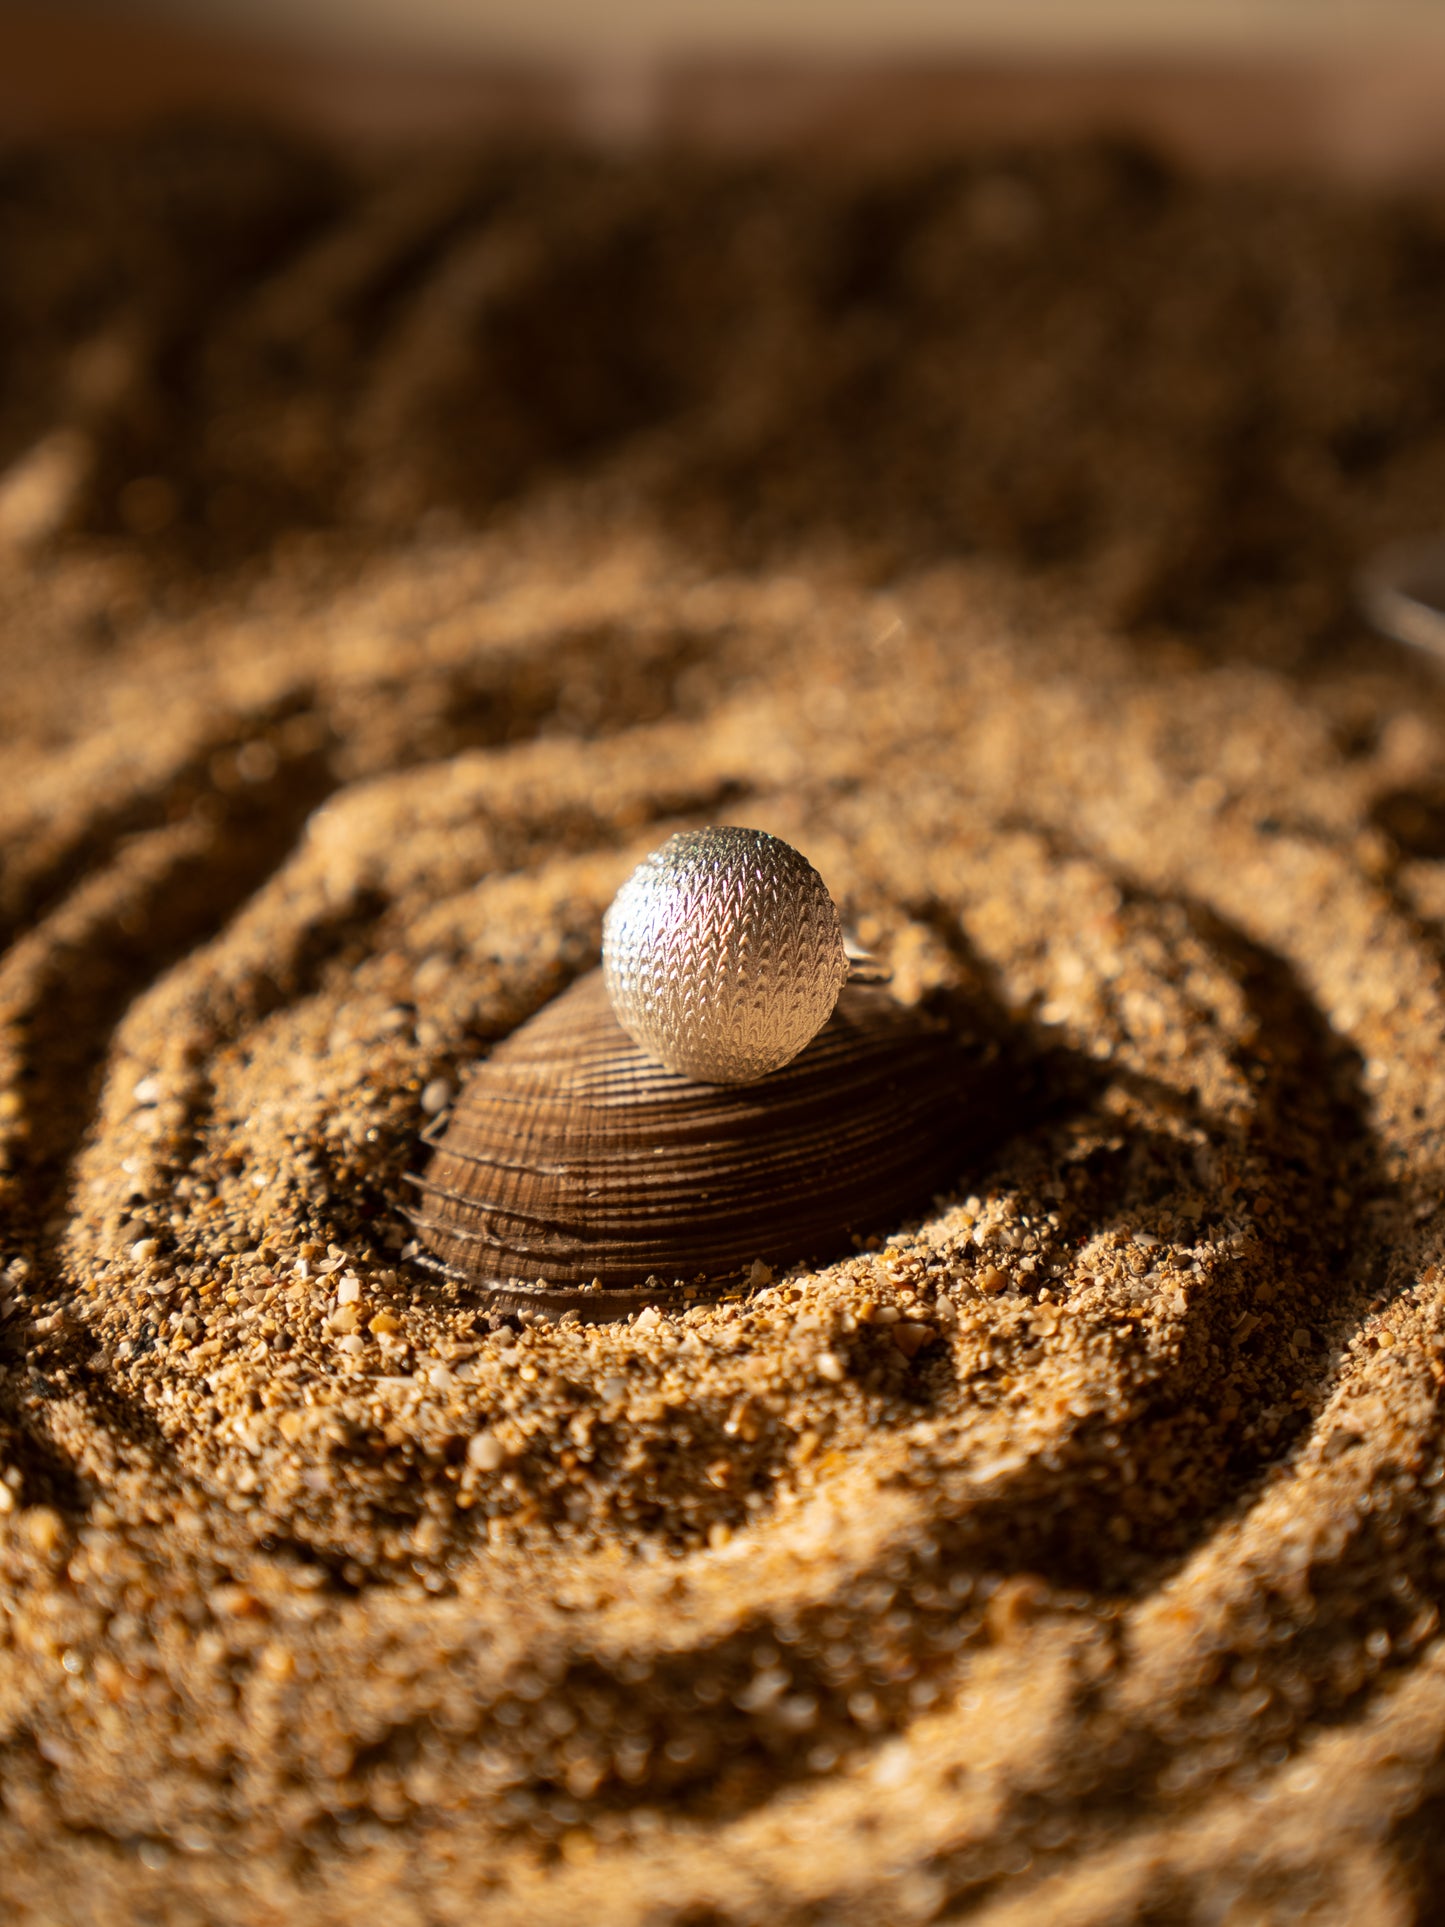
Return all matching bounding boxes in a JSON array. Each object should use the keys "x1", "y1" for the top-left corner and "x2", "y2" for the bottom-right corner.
[
  {"x1": 467, "y1": 1431, "x2": 506, "y2": 1472},
  {"x1": 420, "y1": 1078, "x2": 453, "y2": 1115}
]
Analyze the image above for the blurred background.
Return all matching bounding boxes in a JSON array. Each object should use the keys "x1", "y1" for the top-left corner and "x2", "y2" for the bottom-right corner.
[
  {"x1": 5, "y1": 0, "x2": 1445, "y2": 172},
  {"x1": 5, "y1": 0, "x2": 1445, "y2": 679}
]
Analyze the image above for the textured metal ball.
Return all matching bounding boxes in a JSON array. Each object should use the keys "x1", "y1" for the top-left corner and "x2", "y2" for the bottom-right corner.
[{"x1": 602, "y1": 827, "x2": 849, "y2": 1084}]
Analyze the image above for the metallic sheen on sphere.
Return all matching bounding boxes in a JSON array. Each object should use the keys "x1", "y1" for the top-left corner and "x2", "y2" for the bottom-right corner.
[{"x1": 602, "y1": 827, "x2": 849, "y2": 1083}]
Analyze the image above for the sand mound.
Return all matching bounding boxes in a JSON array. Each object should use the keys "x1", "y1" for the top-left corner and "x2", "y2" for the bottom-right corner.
[{"x1": 6, "y1": 129, "x2": 1445, "y2": 1924}]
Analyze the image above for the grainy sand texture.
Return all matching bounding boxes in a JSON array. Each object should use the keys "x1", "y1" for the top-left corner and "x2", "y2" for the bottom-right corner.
[{"x1": 7, "y1": 132, "x2": 1445, "y2": 1924}]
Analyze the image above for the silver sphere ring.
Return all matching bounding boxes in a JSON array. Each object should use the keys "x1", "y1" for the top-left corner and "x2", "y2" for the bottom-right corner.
[{"x1": 602, "y1": 826, "x2": 883, "y2": 1085}]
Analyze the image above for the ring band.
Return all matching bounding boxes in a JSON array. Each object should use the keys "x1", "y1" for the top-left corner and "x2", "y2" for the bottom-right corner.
[{"x1": 844, "y1": 948, "x2": 892, "y2": 986}]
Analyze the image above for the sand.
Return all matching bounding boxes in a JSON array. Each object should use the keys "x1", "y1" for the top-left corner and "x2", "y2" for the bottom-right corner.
[{"x1": 6, "y1": 127, "x2": 1445, "y2": 1923}]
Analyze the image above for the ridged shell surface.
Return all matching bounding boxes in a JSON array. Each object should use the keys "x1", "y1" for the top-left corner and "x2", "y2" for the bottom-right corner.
[
  {"x1": 602, "y1": 826, "x2": 848, "y2": 1083},
  {"x1": 409, "y1": 968, "x2": 997, "y2": 1306}
]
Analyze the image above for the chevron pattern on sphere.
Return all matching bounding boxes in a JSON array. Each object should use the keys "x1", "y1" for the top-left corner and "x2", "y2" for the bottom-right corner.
[{"x1": 602, "y1": 826, "x2": 848, "y2": 1083}]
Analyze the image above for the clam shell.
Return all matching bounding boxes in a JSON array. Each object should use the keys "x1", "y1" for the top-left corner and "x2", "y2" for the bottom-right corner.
[{"x1": 408, "y1": 968, "x2": 997, "y2": 1313}]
